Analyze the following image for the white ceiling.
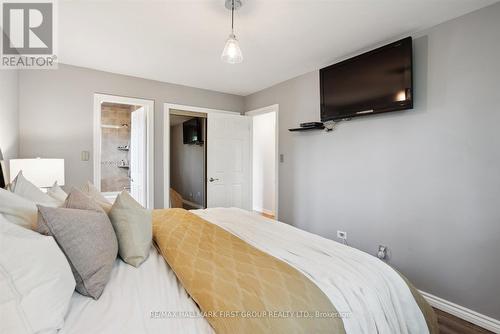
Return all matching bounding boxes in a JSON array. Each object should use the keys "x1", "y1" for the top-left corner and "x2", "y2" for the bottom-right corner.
[{"x1": 58, "y1": 0, "x2": 497, "y2": 96}]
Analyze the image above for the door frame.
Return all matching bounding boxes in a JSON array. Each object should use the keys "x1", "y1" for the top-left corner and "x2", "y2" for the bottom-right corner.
[
  {"x1": 163, "y1": 103, "x2": 237, "y2": 209},
  {"x1": 245, "y1": 104, "x2": 279, "y2": 220},
  {"x1": 93, "y1": 93, "x2": 155, "y2": 208}
]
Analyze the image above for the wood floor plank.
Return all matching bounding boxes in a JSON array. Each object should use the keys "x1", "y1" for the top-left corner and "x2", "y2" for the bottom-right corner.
[
  {"x1": 434, "y1": 308, "x2": 494, "y2": 334},
  {"x1": 254, "y1": 211, "x2": 275, "y2": 219}
]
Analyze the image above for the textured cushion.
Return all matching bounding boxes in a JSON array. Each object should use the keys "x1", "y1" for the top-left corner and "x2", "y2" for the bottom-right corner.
[
  {"x1": 0, "y1": 216, "x2": 75, "y2": 334},
  {"x1": 65, "y1": 187, "x2": 105, "y2": 213},
  {"x1": 0, "y1": 188, "x2": 37, "y2": 229},
  {"x1": 109, "y1": 191, "x2": 152, "y2": 267},
  {"x1": 36, "y1": 201, "x2": 118, "y2": 299},
  {"x1": 10, "y1": 171, "x2": 62, "y2": 207},
  {"x1": 47, "y1": 181, "x2": 67, "y2": 202},
  {"x1": 82, "y1": 181, "x2": 112, "y2": 213}
]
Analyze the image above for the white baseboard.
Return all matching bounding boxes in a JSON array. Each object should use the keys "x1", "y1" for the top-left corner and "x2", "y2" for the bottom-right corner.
[{"x1": 419, "y1": 290, "x2": 500, "y2": 333}]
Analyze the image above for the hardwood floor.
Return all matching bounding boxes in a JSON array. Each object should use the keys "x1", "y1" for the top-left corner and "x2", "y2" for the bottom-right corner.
[
  {"x1": 434, "y1": 308, "x2": 493, "y2": 334},
  {"x1": 254, "y1": 211, "x2": 275, "y2": 219}
]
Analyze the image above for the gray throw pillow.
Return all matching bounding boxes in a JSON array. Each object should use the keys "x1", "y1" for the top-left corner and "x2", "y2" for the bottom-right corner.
[
  {"x1": 36, "y1": 191, "x2": 118, "y2": 299},
  {"x1": 109, "y1": 191, "x2": 152, "y2": 267}
]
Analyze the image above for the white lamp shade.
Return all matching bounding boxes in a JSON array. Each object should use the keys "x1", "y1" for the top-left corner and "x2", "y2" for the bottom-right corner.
[
  {"x1": 221, "y1": 33, "x2": 243, "y2": 64},
  {"x1": 9, "y1": 158, "x2": 65, "y2": 187}
]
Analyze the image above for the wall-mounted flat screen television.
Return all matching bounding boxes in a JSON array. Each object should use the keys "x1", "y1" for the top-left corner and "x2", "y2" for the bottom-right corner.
[
  {"x1": 320, "y1": 37, "x2": 413, "y2": 122},
  {"x1": 183, "y1": 118, "x2": 203, "y2": 145}
]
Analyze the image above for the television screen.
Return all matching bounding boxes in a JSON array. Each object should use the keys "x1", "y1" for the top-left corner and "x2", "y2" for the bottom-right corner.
[
  {"x1": 183, "y1": 118, "x2": 203, "y2": 144},
  {"x1": 320, "y1": 37, "x2": 413, "y2": 122}
]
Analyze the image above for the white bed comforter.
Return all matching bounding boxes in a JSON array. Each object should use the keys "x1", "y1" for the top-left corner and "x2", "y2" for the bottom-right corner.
[{"x1": 193, "y1": 208, "x2": 429, "y2": 334}]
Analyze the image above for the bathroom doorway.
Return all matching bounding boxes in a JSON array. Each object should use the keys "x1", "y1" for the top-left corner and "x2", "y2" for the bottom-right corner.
[
  {"x1": 93, "y1": 94, "x2": 154, "y2": 208},
  {"x1": 246, "y1": 104, "x2": 279, "y2": 219}
]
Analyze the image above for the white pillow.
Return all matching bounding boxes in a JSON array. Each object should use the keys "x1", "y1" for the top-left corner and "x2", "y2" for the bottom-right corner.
[
  {"x1": 0, "y1": 216, "x2": 76, "y2": 334},
  {"x1": 47, "y1": 181, "x2": 67, "y2": 202},
  {"x1": 11, "y1": 171, "x2": 62, "y2": 207},
  {"x1": 0, "y1": 188, "x2": 37, "y2": 229}
]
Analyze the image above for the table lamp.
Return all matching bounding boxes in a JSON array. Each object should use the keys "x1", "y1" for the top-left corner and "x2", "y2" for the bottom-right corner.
[{"x1": 9, "y1": 158, "x2": 65, "y2": 189}]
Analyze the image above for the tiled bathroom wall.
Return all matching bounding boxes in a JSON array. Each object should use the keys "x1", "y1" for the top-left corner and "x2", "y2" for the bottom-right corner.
[{"x1": 100, "y1": 102, "x2": 138, "y2": 192}]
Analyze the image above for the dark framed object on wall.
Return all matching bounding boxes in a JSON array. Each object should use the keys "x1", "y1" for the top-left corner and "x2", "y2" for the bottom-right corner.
[{"x1": 0, "y1": 161, "x2": 6, "y2": 188}]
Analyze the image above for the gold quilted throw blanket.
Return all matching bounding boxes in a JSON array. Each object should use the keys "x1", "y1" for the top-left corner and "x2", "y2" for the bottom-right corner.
[{"x1": 153, "y1": 209, "x2": 345, "y2": 334}]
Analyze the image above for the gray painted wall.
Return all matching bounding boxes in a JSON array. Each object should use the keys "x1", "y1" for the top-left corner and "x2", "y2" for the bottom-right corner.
[
  {"x1": 244, "y1": 3, "x2": 500, "y2": 319},
  {"x1": 0, "y1": 70, "x2": 19, "y2": 163},
  {"x1": 18, "y1": 64, "x2": 243, "y2": 207}
]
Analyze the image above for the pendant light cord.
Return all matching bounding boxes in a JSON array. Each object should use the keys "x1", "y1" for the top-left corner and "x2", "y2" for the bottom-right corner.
[{"x1": 231, "y1": 0, "x2": 234, "y2": 34}]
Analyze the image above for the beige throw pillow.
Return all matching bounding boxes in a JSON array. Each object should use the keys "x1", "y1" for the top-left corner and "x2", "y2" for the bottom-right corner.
[
  {"x1": 82, "y1": 181, "x2": 112, "y2": 213},
  {"x1": 64, "y1": 188, "x2": 105, "y2": 213},
  {"x1": 109, "y1": 191, "x2": 152, "y2": 267},
  {"x1": 47, "y1": 182, "x2": 67, "y2": 202}
]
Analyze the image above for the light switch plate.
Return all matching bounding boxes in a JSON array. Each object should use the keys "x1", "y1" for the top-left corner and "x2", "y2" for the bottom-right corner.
[{"x1": 81, "y1": 151, "x2": 90, "y2": 161}]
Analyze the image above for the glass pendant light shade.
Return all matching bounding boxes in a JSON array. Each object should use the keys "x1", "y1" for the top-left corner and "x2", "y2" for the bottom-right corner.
[{"x1": 221, "y1": 33, "x2": 243, "y2": 64}]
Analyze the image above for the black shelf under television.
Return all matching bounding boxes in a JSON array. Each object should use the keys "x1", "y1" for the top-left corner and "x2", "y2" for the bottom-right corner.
[{"x1": 289, "y1": 124, "x2": 325, "y2": 132}]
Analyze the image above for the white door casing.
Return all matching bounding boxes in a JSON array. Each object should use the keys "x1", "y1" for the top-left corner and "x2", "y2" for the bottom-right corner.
[
  {"x1": 245, "y1": 104, "x2": 279, "y2": 219},
  {"x1": 207, "y1": 112, "x2": 252, "y2": 210},
  {"x1": 93, "y1": 94, "x2": 154, "y2": 209},
  {"x1": 251, "y1": 111, "x2": 276, "y2": 215},
  {"x1": 130, "y1": 107, "x2": 147, "y2": 206}
]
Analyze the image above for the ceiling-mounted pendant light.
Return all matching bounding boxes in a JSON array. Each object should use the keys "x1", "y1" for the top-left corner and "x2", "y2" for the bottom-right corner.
[{"x1": 221, "y1": 0, "x2": 243, "y2": 64}]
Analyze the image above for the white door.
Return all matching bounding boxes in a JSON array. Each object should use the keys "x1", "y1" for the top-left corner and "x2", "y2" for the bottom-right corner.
[
  {"x1": 130, "y1": 107, "x2": 147, "y2": 206},
  {"x1": 207, "y1": 112, "x2": 252, "y2": 210}
]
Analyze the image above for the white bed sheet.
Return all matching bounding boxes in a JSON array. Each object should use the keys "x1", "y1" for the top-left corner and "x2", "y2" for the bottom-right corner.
[
  {"x1": 59, "y1": 247, "x2": 213, "y2": 334},
  {"x1": 194, "y1": 208, "x2": 429, "y2": 334}
]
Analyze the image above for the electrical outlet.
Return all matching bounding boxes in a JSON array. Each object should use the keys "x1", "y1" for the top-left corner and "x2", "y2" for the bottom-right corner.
[
  {"x1": 337, "y1": 230, "x2": 347, "y2": 240},
  {"x1": 377, "y1": 245, "x2": 388, "y2": 260}
]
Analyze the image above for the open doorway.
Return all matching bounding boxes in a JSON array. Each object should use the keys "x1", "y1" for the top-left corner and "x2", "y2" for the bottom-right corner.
[
  {"x1": 169, "y1": 110, "x2": 207, "y2": 209},
  {"x1": 93, "y1": 94, "x2": 154, "y2": 208},
  {"x1": 164, "y1": 103, "x2": 252, "y2": 211},
  {"x1": 247, "y1": 105, "x2": 279, "y2": 219}
]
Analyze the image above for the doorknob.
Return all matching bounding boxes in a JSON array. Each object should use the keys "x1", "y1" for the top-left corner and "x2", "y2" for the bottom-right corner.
[{"x1": 209, "y1": 177, "x2": 219, "y2": 182}]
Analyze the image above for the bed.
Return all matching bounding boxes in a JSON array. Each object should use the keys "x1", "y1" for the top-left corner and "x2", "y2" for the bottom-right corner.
[
  {"x1": 59, "y1": 207, "x2": 437, "y2": 334},
  {"x1": 60, "y1": 247, "x2": 213, "y2": 334}
]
